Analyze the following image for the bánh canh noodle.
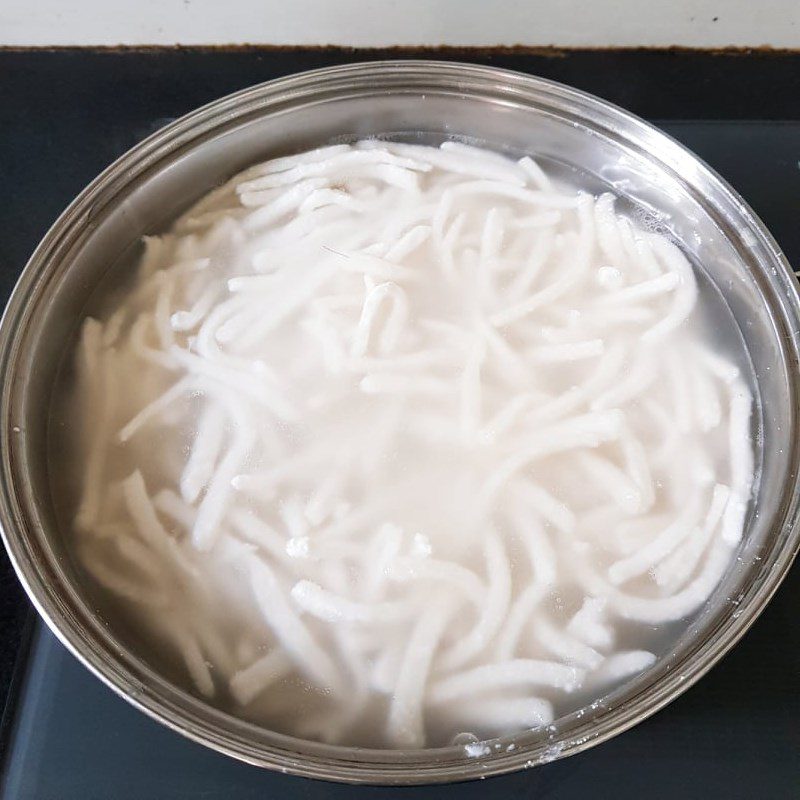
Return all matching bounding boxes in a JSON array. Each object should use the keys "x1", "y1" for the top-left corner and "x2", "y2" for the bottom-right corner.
[{"x1": 64, "y1": 141, "x2": 755, "y2": 749}]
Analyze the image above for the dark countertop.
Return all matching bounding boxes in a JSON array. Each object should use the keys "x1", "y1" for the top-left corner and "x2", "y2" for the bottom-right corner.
[{"x1": 1, "y1": 46, "x2": 799, "y2": 768}]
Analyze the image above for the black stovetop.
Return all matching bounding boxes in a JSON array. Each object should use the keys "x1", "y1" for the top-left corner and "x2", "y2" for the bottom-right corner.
[{"x1": 1, "y1": 49, "x2": 799, "y2": 799}]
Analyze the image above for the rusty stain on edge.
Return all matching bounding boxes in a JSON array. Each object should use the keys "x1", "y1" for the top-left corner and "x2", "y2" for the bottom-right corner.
[{"x1": 0, "y1": 44, "x2": 798, "y2": 57}]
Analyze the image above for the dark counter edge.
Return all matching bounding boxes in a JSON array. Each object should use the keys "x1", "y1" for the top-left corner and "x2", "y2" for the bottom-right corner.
[
  {"x1": 2, "y1": 46, "x2": 800, "y2": 121},
  {"x1": 1, "y1": 46, "x2": 799, "y2": 751},
  {"x1": 0, "y1": 616, "x2": 33, "y2": 761}
]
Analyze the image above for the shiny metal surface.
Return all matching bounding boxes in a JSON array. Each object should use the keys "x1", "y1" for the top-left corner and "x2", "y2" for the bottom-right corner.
[{"x1": 0, "y1": 61, "x2": 798, "y2": 784}]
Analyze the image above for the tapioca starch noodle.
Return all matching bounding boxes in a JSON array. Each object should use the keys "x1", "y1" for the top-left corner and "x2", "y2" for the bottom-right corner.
[{"x1": 69, "y1": 140, "x2": 754, "y2": 749}]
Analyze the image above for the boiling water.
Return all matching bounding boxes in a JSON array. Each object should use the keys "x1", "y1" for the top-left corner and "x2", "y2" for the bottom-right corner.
[{"x1": 51, "y1": 141, "x2": 755, "y2": 750}]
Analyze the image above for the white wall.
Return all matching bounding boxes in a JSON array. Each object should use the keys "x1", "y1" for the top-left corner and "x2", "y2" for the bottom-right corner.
[{"x1": 2, "y1": 0, "x2": 798, "y2": 48}]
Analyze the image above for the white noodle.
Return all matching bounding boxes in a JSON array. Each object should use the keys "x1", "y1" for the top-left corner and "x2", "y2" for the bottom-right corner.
[
  {"x1": 529, "y1": 339, "x2": 605, "y2": 364},
  {"x1": 237, "y1": 149, "x2": 430, "y2": 193},
  {"x1": 102, "y1": 308, "x2": 126, "y2": 347},
  {"x1": 117, "y1": 376, "x2": 194, "y2": 444},
  {"x1": 163, "y1": 620, "x2": 216, "y2": 697},
  {"x1": 385, "y1": 225, "x2": 431, "y2": 262},
  {"x1": 654, "y1": 483, "x2": 730, "y2": 591},
  {"x1": 506, "y1": 226, "x2": 556, "y2": 298},
  {"x1": 362, "y1": 140, "x2": 526, "y2": 185},
  {"x1": 440, "y1": 533, "x2": 511, "y2": 670},
  {"x1": 116, "y1": 534, "x2": 164, "y2": 584},
  {"x1": 290, "y1": 580, "x2": 419, "y2": 625},
  {"x1": 188, "y1": 396, "x2": 251, "y2": 551},
  {"x1": 620, "y1": 431, "x2": 656, "y2": 513},
  {"x1": 566, "y1": 598, "x2": 614, "y2": 650},
  {"x1": 170, "y1": 284, "x2": 220, "y2": 332},
  {"x1": 690, "y1": 358, "x2": 723, "y2": 432},
  {"x1": 535, "y1": 619, "x2": 605, "y2": 670},
  {"x1": 229, "y1": 508, "x2": 288, "y2": 563},
  {"x1": 722, "y1": 379, "x2": 754, "y2": 544},
  {"x1": 577, "y1": 451, "x2": 644, "y2": 516},
  {"x1": 596, "y1": 272, "x2": 678, "y2": 305},
  {"x1": 153, "y1": 489, "x2": 196, "y2": 532},
  {"x1": 121, "y1": 471, "x2": 176, "y2": 553},
  {"x1": 510, "y1": 480, "x2": 576, "y2": 534},
  {"x1": 75, "y1": 324, "x2": 118, "y2": 531},
  {"x1": 642, "y1": 236, "x2": 698, "y2": 342},
  {"x1": 67, "y1": 141, "x2": 753, "y2": 749},
  {"x1": 444, "y1": 696, "x2": 554, "y2": 730},
  {"x1": 429, "y1": 660, "x2": 582, "y2": 705},
  {"x1": 591, "y1": 354, "x2": 656, "y2": 410},
  {"x1": 80, "y1": 545, "x2": 169, "y2": 610},
  {"x1": 358, "y1": 523, "x2": 404, "y2": 601},
  {"x1": 350, "y1": 281, "x2": 409, "y2": 358},
  {"x1": 588, "y1": 650, "x2": 656, "y2": 686},
  {"x1": 477, "y1": 410, "x2": 624, "y2": 514},
  {"x1": 594, "y1": 193, "x2": 628, "y2": 268},
  {"x1": 249, "y1": 144, "x2": 352, "y2": 175},
  {"x1": 388, "y1": 557, "x2": 485, "y2": 607},
  {"x1": 607, "y1": 492, "x2": 702, "y2": 585},
  {"x1": 387, "y1": 594, "x2": 455, "y2": 748},
  {"x1": 248, "y1": 556, "x2": 343, "y2": 691},
  {"x1": 489, "y1": 198, "x2": 594, "y2": 326},
  {"x1": 230, "y1": 649, "x2": 293, "y2": 705},
  {"x1": 180, "y1": 404, "x2": 226, "y2": 503},
  {"x1": 517, "y1": 156, "x2": 552, "y2": 191}
]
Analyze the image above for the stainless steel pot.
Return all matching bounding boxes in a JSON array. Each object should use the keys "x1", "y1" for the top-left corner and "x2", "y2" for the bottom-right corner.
[{"x1": 1, "y1": 61, "x2": 798, "y2": 784}]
